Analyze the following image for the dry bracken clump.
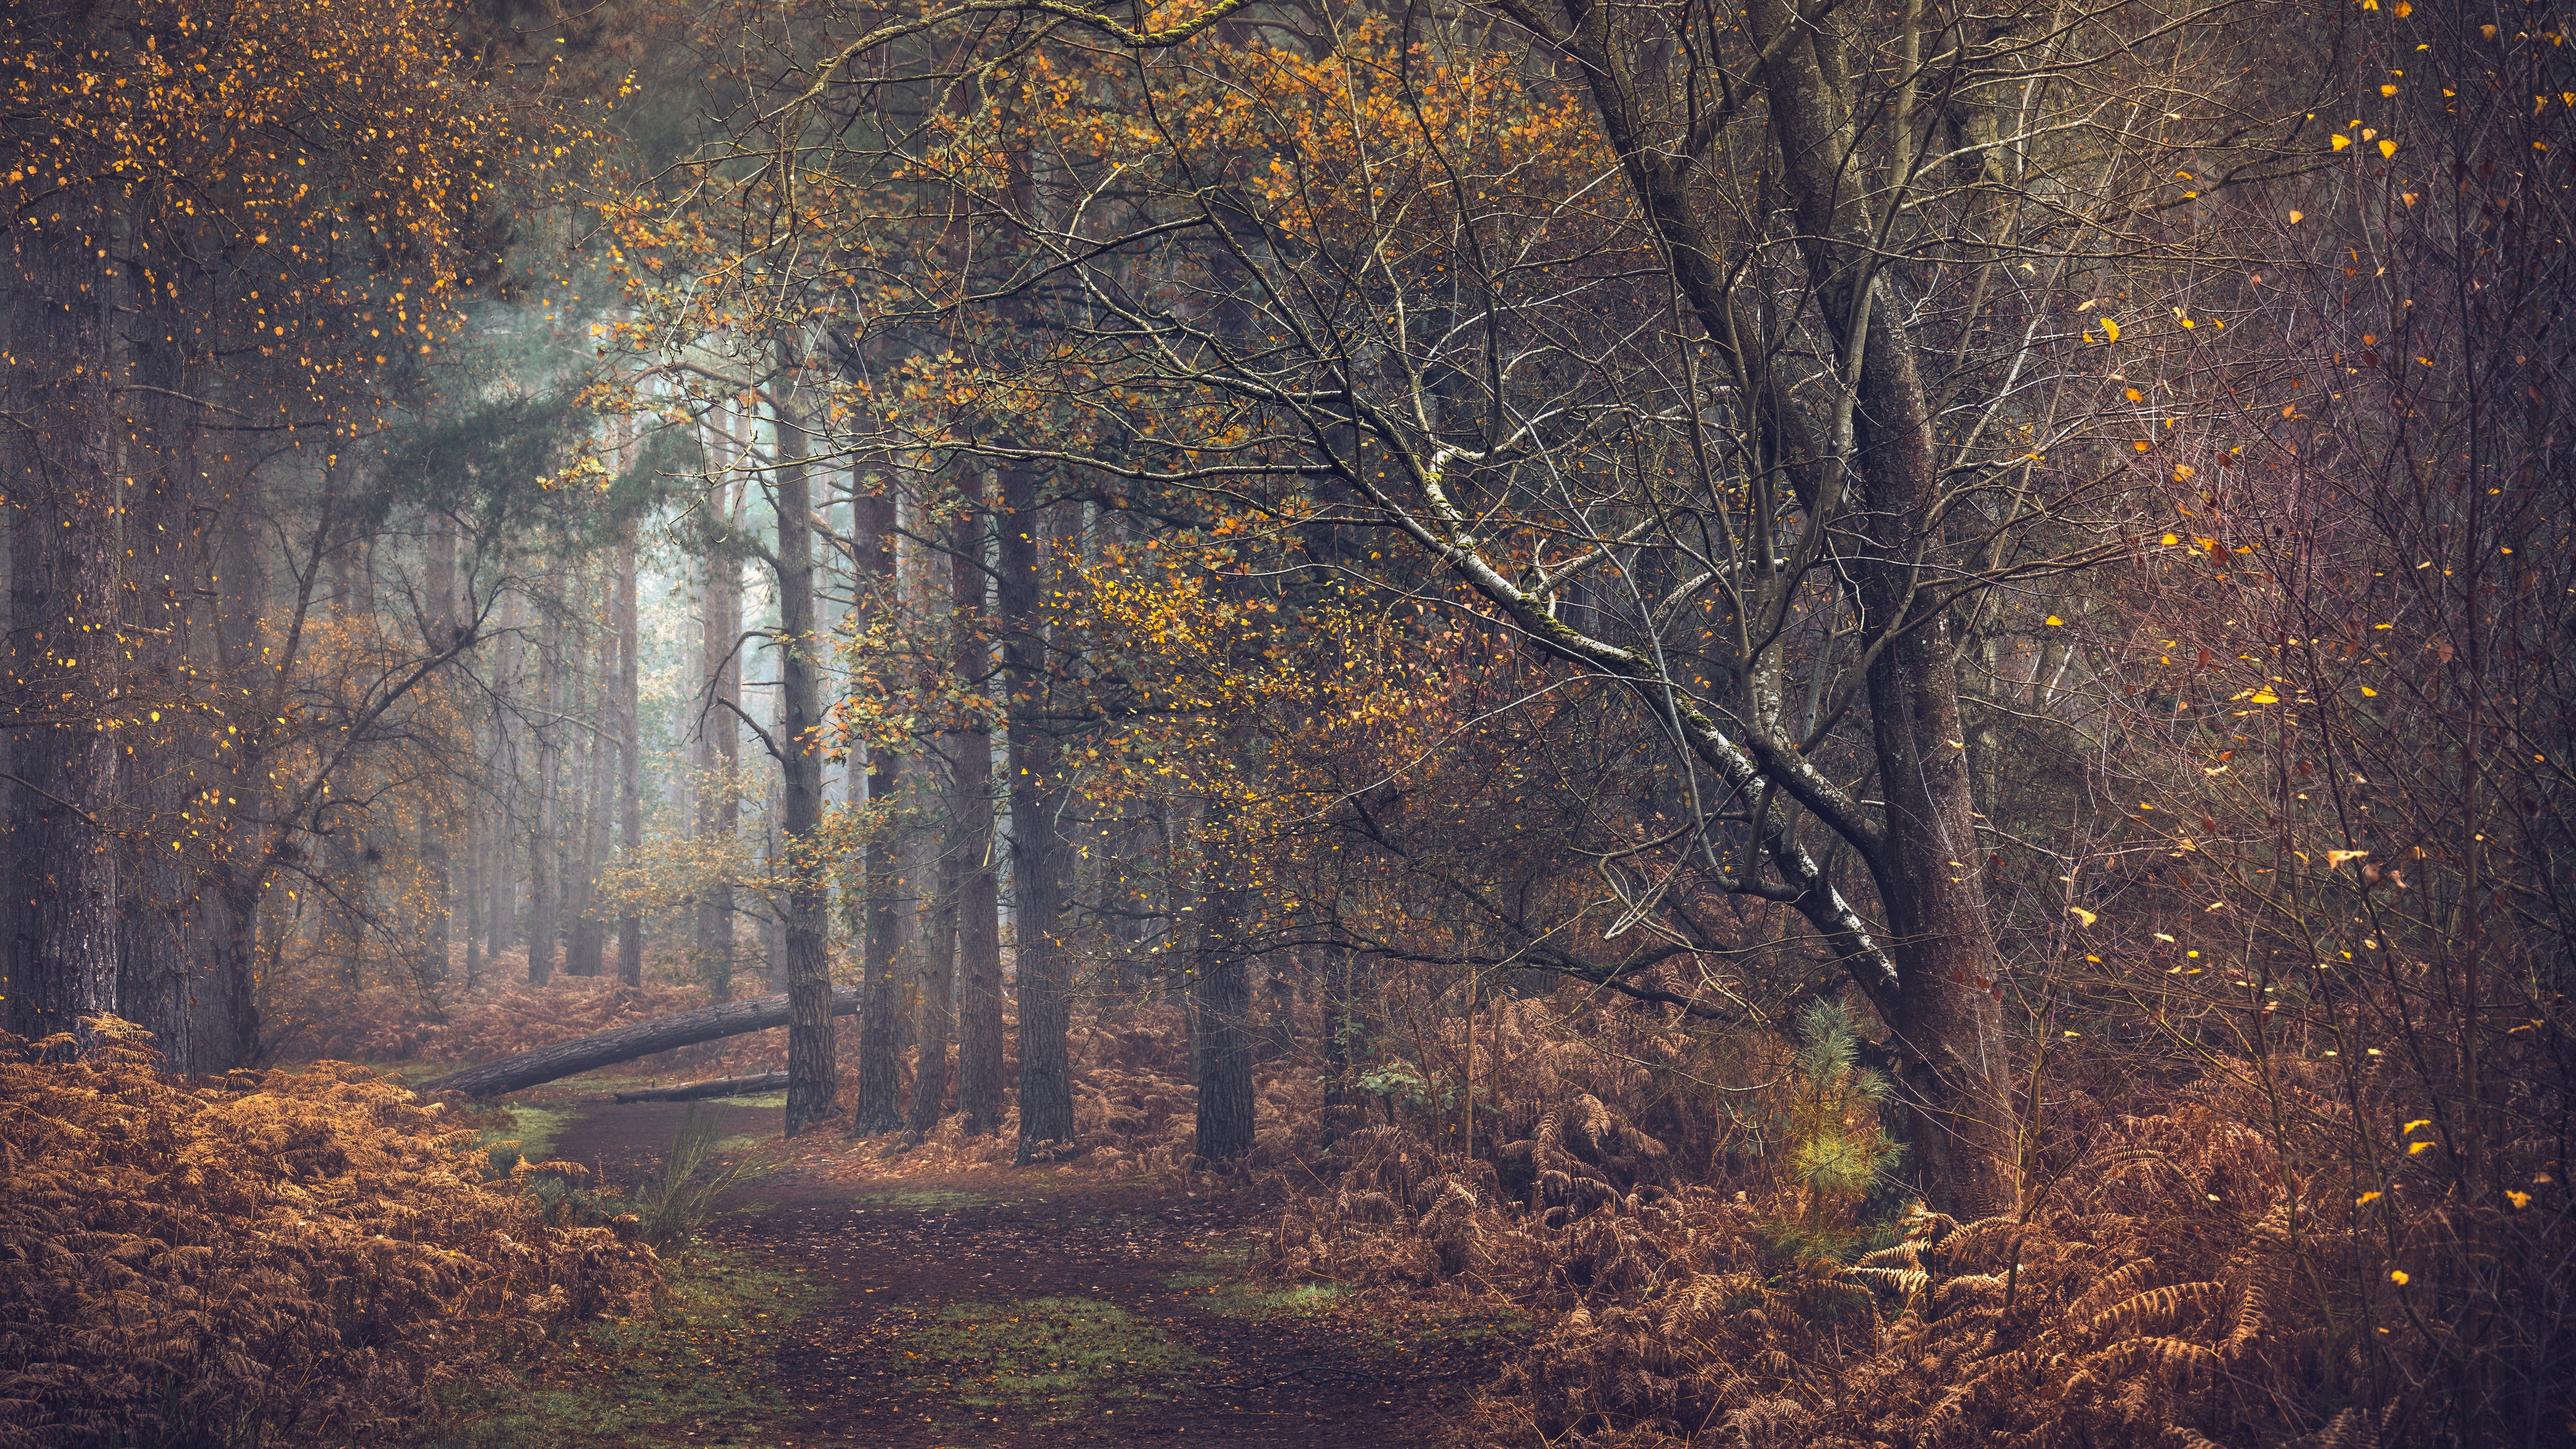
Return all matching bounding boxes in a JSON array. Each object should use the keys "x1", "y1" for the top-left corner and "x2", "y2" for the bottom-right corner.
[
  {"x1": 1260, "y1": 998, "x2": 2569, "y2": 1448},
  {"x1": 0, "y1": 1019, "x2": 659, "y2": 1448}
]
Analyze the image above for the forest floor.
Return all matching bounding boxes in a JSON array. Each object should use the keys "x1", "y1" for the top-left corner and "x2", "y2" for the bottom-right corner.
[{"x1": 431, "y1": 1081, "x2": 1524, "y2": 1448}]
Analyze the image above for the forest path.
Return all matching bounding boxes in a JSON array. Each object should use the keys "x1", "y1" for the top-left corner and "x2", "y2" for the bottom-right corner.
[{"x1": 537, "y1": 1095, "x2": 1509, "y2": 1449}]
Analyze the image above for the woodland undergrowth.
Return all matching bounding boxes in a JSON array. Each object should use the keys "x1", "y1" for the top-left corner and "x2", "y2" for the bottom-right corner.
[
  {"x1": 0, "y1": 1020, "x2": 659, "y2": 1449},
  {"x1": 1247, "y1": 991, "x2": 2573, "y2": 1449}
]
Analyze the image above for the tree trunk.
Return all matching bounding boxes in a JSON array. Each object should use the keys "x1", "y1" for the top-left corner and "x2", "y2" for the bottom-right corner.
[
  {"x1": 694, "y1": 436, "x2": 744, "y2": 1002},
  {"x1": 486, "y1": 588, "x2": 524, "y2": 973},
  {"x1": 1321, "y1": 945, "x2": 1358, "y2": 1150},
  {"x1": 421, "y1": 516, "x2": 458, "y2": 983},
  {"x1": 1191, "y1": 806, "x2": 1255, "y2": 1163},
  {"x1": 773, "y1": 380, "x2": 836, "y2": 1136},
  {"x1": 851, "y1": 474, "x2": 907, "y2": 1134},
  {"x1": 613, "y1": 1071, "x2": 791, "y2": 1104},
  {"x1": 616, "y1": 536, "x2": 644, "y2": 986},
  {"x1": 423, "y1": 986, "x2": 864, "y2": 1098},
  {"x1": 1746, "y1": 0, "x2": 2017, "y2": 1216},
  {"x1": 0, "y1": 209, "x2": 125, "y2": 1046},
  {"x1": 999, "y1": 467, "x2": 1073, "y2": 1157},
  {"x1": 527, "y1": 582, "x2": 563, "y2": 985},
  {"x1": 948, "y1": 492, "x2": 1006, "y2": 1137},
  {"x1": 908, "y1": 818, "x2": 961, "y2": 1135},
  {"x1": 566, "y1": 602, "x2": 610, "y2": 979}
]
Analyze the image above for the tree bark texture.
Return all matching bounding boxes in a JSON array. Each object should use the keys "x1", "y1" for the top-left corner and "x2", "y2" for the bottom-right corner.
[
  {"x1": 1744, "y1": 0, "x2": 2016, "y2": 1215},
  {"x1": 851, "y1": 478, "x2": 906, "y2": 1134},
  {"x1": 1191, "y1": 810, "x2": 1256, "y2": 1163},
  {"x1": 906, "y1": 822, "x2": 961, "y2": 1135},
  {"x1": 773, "y1": 383, "x2": 836, "y2": 1136},
  {"x1": 2, "y1": 213, "x2": 125, "y2": 1052},
  {"x1": 694, "y1": 411, "x2": 743, "y2": 1001},
  {"x1": 948, "y1": 495, "x2": 1006, "y2": 1138},
  {"x1": 999, "y1": 468, "x2": 1073, "y2": 1157}
]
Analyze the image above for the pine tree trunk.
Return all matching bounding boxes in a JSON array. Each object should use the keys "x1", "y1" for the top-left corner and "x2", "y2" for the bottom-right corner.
[
  {"x1": 851, "y1": 478, "x2": 906, "y2": 1134},
  {"x1": 426, "y1": 985, "x2": 865, "y2": 1098},
  {"x1": 907, "y1": 820, "x2": 961, "y2": 1135},
  {"x1": 694, "y1": 439, "x2": 744, "y2": 1002},
  {"x1": 566, "y1": 604, "x2": 610, "y2": 979},
  {"x1": 421, "y1": 517, "x2": 458, "y2": 983},
  {"x1": 616, "y1": 537, "x2": 643, "y2": 986},
  {"x1": 1191, "y1": 824, "x2": 1256, "y2": 1164},
  {"x1": 948, "y1": 492, "x2": 1005, "y2": 1138},
  {"x1": 773, "y1": 382, "x2": 836, "y2": 1136},
  {"x1": 998, "y1": 467, "x2": 1073, "y2": 1156},
  {"x1": 527, "y1": 581, "x2": 563, "y2": 985}
]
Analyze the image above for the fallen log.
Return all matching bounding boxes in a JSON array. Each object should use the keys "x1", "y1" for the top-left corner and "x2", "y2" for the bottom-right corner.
[
  {"x1": 610, "y1": 1071, "x2": 792, "y2": 1104},
  {"x1": 421, "y1": 987, "x2": 859, "y2": 1098}
]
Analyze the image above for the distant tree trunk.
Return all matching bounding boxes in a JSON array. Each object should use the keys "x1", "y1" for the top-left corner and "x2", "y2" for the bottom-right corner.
[
  {"x1": 421, "y1": 516, "x2": 459, "y2": 983},
  {"x1": 321, "y1": 526, "x2": 371, "y2": 992},
  {"x1": 948, "y1": 492, "x2": 1005, "y2": 1138},
  {"x1": 851, "y1": 472, "x2": 906, "y2": 1135},
  {"x1": 527, "y1": 582, "x2": 564, "y2": 985},
  {"x1": 1191, "y1": 804, "x2": 1255, "y2": 1163},
  {"x1": 1320, "y1": 944, "x2": 1357, "y2": 1150},
  {"x1": 907, "y1": 820, "x2": 961, "y2": 1135},
  {"x1": 694, "y1": 431, "x2": 743, "y2": 1002},
  {"x1": 773, "y1": 379, "x2": 836, "y2": 1136},
  {"x1": 616, "y1": 536, "x2": 643, "y2": 986},
  {"x1": 999, "y1": 467, "x2": 1073, "y2": 1157},
  {"x1": 462, "y1": 813, "x2": 484, "y2": 988},
  {"x1": 566, "y1": 606, "x2": 610, "y2": 979},
  {"x1": 486, "y1": 589, "x2": 524, "y2": 972}
]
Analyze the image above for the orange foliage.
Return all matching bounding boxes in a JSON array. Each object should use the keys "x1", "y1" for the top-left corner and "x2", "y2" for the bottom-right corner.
[{"x1": 0, "y1": 1020, "x2": 657, "y2": 1448}]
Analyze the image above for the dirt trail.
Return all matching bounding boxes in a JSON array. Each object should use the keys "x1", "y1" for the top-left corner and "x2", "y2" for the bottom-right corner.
[{"x1": 551, "y1": 1097, "x2": 1507, "y2": 1448}]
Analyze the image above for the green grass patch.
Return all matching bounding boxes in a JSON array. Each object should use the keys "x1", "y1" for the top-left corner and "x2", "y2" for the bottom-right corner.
[
  {"x1": 885, "y1": 1296, "x2": 1205, "y2": 1426},
  {"x1": 1202, "y1": 1281, "x2": 1346, "y2": 1318},
  {"x1": 425, "y1": 1252, "x2": 822, "y2": 1448},
  {"x1": 1164, "y1": 1244, "x2": 1340, "y2": 1319},
  {"x1": 476, "y1": 1103, "x2": 576, "y2": 1175},
  {"x1": 857, "y1": 1186, "x2": 1007, "y2": 1211}
]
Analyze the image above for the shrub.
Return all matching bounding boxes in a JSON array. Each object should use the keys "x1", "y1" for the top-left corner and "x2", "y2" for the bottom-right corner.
[{"x1": 0, "y1": 1019, "x2": 659, "y2": 1448}]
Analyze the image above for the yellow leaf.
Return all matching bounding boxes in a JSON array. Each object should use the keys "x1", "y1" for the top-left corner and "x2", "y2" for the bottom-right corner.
[
  {"x1": 2404, "y1": 1119, "x2": 2431, "y2": 1132},
  {"x1": 2382, "y1": 84, "x2": 2400, "y2": 96},
  {"x1": 2361, "y1": 686, "x2": 2379, "y2": 696},
  {"x1": 2100, "y1": 316, "x2": 2121, "y2": 341},
  {"x1": 2069, "y1": 906, "x2": 2098, "y2": 927},
  {"x1": 2379, "y1": 138, "x2": 2399, "y2": 158},
  {"x1": 2390, "y1": 1269, "x2": 2410, "y2": 1285},
  {"x1": 2409, "y1": 1140, "x2": 2433, "y2": 1154},
  {"x1": 2126, "y1": 387, "x2": 2143, "y2": 400},
  {"x1": 2250, "y1": 690, "x2": 2279, "y2": 704},
  {"x1": 2332, "y1": 134, "x2": 2353, "y2": 150},
  {"x1": 2394, "y1": 0, "x2": 2412, "y2": 13},
  {"x1": 2508, "y1": 1190, "x2": 2532, "y2": 1209},
  {"x1": 2289, "y1": 209, "x2": 2305, "y2": 223},
  {"x1": 2357, "y1": 1191, "x2": 2383, "y2": 1205},
  {"x1": 2161, "y1": 533, "x2": 2181, "y2": 545},
  {"x1": 2045, "y1": 614, "x2": 2065, "y2": 627}
]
